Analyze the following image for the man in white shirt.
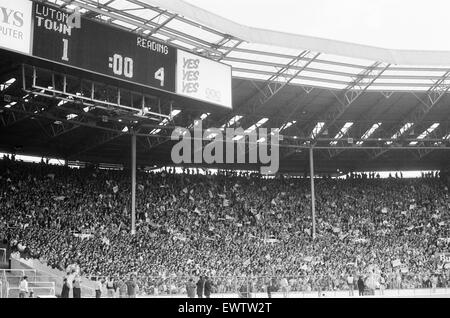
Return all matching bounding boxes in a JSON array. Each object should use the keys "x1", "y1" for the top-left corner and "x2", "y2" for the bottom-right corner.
[
  {"x1": 347, "y1": 273, "x2": 354, "y2": 296},
  {"x1": 280, "y1": 277, "x2": 289, "y2": 298},
  {"x1": 19, "y1": 276, "x2": 29, "y2": 298},
  {"x1": 95, "y1": 278, "x2": 103, "y2": 298}
]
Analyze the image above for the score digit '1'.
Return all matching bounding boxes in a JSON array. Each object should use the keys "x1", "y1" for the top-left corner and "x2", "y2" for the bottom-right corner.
[{"x1": 62, "y1": 39, "x2": 69, "y2": 61}]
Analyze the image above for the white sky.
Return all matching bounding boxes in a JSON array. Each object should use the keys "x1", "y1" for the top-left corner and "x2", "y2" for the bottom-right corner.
[{"x1": 184, "y1": 0, "x2": 450, "y2": 51}]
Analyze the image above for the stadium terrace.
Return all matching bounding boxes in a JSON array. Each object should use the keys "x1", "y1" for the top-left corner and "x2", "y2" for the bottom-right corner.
[{"x1": 0, "y1": 0, "x2": 450, "y2": 301}]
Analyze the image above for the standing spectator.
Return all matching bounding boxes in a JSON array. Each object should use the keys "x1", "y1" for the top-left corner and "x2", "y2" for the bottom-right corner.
[
  {"x1": 379, "y1": 275, "x2": 385, "y2": 296},
  {"x1": 396, "y1": 272, "x2": 402, "y2": 290},
  {"x1": 117, "y1": 278, "x2": 128, "y2": 298},
  {"x1": 357, "y1": 276, "x2": 365, "y2": 296},
  {"x1": 280, "y1": 277, "x2": 289, "y2": 298},
  {"x1": 126, "y1": 275, "x2": 137, "y2": 298},
  {"x1": 196, "y1": 276, "x2": 205, "y2": 298},
  {"x1": 204, "y1": 276, "x2": 213, "y2": 298},
  {"x1": 66, "y1": 270, "x2": 75, "y2": 297},
  {"x1": 95, "y1": 278, "x2": 102, "y2": 298},
  {"x1": 106, "y1": 277, "x2": 115, "y2": 298},
  {"x1": 239, "y1": 280, "x2": 252, "y2": 298},
  {"x1": 347, "y1": 273, "x2": 354, "y2": 296},
  {"x1": 186, "y1": 278, "x2": 196, "y2": 298},
  {"x1": 317, "y1": 275, "x2": 325, "y2": 297},
  {"x1": 19, "y1": 276, "x2": 29, "y2": 298},
  {"x1": 431, "y1": 275, "x2": 438, "y2": 293},
  {"x1": 73, "y1": 274, "x2": 82, "y2": 298},
  {"x1": 61, "y1": 278, "x2": 70, "y2": 298},
  {"x1": 267, "y1": 280, "x2": 273, "y2": 298}
]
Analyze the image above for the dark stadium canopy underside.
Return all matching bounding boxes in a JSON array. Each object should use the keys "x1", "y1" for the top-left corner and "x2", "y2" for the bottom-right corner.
[{"x1": 1, "y1": 0, "x2": 450, "y2": 174}]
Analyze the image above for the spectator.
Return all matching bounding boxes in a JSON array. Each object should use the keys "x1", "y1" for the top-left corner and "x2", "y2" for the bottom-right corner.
[
  {"x1": 1, "y1": 160, "x2": 449, "y2": 295},
  {"x1": 357, "y1": 276, "x2": 365, "y2": 296},
  {"x1": 379, "y1": 275, "x2": 385, "y2": 296},
  {"x1": 61, "y1": 278, "x2": 70, "y2": 298},
  {"x1": 280, "y1": 277, "x2": 289, "y2": 298},
  {"x1": 204, "y1": 276, "x2": 213, "y2": 298},
  {"x1": 106, "y1": 277, "x2": 115, "y2": 298},
  {"x1": 73, "y1": 274, "x2": 82, "y2": 298},
  {"x1": 117, "y1": 278, "x2": 128, "y2": 298},
  {"x1": 347, "y1": 273, "x2": 354, "y2": 296},
  {"x1": 19, "y1": 276, "x2": 29, "y2": 298},
  {"x1": 196, "y1": 276, "x2": 205, "y2": 298},
  {"x1": 431, "y1": 275, "x2": 438, "y2": 293},
  {"x1": 267, "y1": 280, "x2": 274, "y2": 298},
  {"x1": 95, "y1": 278, "x2": 102, "y2": 298},
  {"x1": 126, "y1": 275, "x2": 137, "y2": 298},
  {"x1": 186, "y1": 278, "x2": 196, "y2": 298}
]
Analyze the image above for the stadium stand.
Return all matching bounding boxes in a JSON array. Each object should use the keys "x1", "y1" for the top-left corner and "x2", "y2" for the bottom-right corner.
[
  {"x1": 1, "y1": 158, "x2": 449, "y2": 297},
  {"x1": 1, "y1": 0, "x2": 450, "y2": 299}
]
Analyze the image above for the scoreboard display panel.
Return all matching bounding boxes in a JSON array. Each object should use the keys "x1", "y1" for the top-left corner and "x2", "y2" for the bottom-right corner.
[
  {"x1": 32, "y1": 2, "x2": 177, "y2": 93},
  {"x1": 0, "y1": 0, "x2": 232, "y2": 109}
]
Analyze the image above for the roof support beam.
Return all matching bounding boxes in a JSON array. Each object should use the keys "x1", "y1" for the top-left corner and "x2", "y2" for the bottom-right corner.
[
  {"x1": 318, "y1": 61, "x2": 390, "y2": 140},
  {"x1": 0, "y1": 110, "x2": 28, "y2": 128},
  {"x1": 208, "y1": 51, "x2": 320, "y2": 132},
  {"x1": 369, "y1": 69, "x2": 450, "y2": 160},
  {"x1": 245, "y1": 51, "x2": 320, "y2": 113},
  {"x1": 66, "y1": 0, "x2": 221, "y2": 55},
  {"x1": 215, "y1": 38, "x2": 244, "y2": 61},
  {"x1": 326, "y1": 91, "x2": 400, "y2": 159},
  {"x1": 415, "y1": 125, "x2": 450, "y2": 159}
]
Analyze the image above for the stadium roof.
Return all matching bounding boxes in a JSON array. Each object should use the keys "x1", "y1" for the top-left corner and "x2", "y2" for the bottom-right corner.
[{"x1": 1, "y1": 0, "x2": 450, "y2": 174}]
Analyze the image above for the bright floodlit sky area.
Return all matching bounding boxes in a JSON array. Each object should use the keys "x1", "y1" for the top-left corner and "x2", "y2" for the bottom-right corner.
[
  {"x1": 184, "y1": 0, "x2": 450, "y2": 51},
  {"x1": 0, "y1": 152, "x2": 436, "y2": 177}
]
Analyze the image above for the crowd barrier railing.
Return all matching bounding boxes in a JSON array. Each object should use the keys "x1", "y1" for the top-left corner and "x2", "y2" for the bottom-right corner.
[
  {"x1": 5, "y1": 281, "x2": 55, "y2": 298},
  {"x1": 0, "y1": 269, "x2": 37, "y2": 282},
  {"x1": 4, "y1": 272, "x2": 448, "y2": 298},
  {"x1": 69, "y1": 275, "x2": 450, "y2": 298},
  {"x1": 2, "y1": 277, "x2": 449, "y2": 298}
]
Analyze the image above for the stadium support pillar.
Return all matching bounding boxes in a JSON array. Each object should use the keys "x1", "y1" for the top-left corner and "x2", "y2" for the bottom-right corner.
[
  {"x1": 309, "y1": 146, "x2": 316, "y2": 240},
  {"x1": 131, "y1": 133, "x2": 136, "y2": 235}
]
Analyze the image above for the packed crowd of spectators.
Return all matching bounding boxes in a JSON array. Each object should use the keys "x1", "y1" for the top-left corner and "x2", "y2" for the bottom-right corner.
[{"x1": 1, "y1": 156, "x2": 450, "y2": 296}]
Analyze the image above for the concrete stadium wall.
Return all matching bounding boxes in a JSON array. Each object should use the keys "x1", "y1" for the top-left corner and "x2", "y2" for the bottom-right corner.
[{"x1": 9, "y1": 255, "x2": 96, "y2": 297}]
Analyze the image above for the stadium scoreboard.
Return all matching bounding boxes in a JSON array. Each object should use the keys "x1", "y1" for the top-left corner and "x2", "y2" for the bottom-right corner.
[{"x1": 0, "y1": 0, "x2": 232, "y2": 109}]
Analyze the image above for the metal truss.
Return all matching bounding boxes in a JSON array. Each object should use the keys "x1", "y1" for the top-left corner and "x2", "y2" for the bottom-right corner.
[
  {"x1": 142, "y1": 51, "x2": 320, "y2": 153},
  {"x1": 225, "y1": 52, "x2": 321, "y2": 158},
  {"x1": 62, "y1": 0, "x2": 225, "y2": 57},
  {"x1": 192, "y1": 36, "x2": 243, "y2": 61},
  {"x1": 215, "y1": 38, "x2": 244, "y2": 61},
  {"x1": 50, "y1": 0, "x2": 450, "y2": 95},
  {"x1": 369, "y1": 69, "x2": 450, "y2": 160},
  {"x1": 325, "y1": 91, "x2": 399, "y2": 159},
  {"x1": 415, "y1": 124, "x2": 450, "y2": 159},
  {"x1": 0, "y1": 106, "x2": 31, "y2": 128},
  {"x1": 23, "y1": 65, "x2": 170, "y2": 120},
  {"x1": 244, "y1": 51, "x2": 320, "y2": 113},
  {"x1": 140, "y1": 101, "x2": 182, "y2": 152},
  {"x1": 206, "y1": 50, "x2": 320, "y2": 137}
]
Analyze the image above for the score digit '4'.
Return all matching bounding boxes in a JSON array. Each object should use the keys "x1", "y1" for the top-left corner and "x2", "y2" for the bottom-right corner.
[{"x1": 154, "y1": 67, "x2": 164, "y2": 87}]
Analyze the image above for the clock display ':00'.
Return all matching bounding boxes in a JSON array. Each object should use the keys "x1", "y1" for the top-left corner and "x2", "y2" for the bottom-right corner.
[{"x1": 108, "y1": 54, "x2": 134, "y2": 78}]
